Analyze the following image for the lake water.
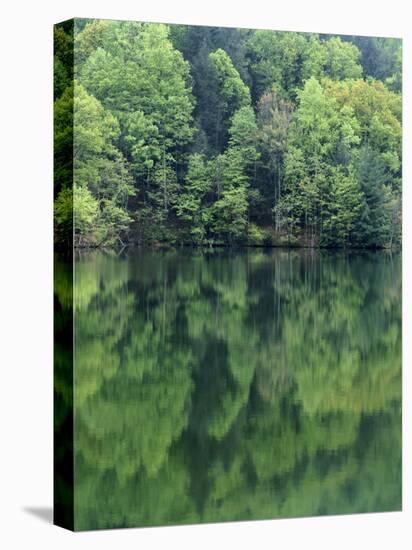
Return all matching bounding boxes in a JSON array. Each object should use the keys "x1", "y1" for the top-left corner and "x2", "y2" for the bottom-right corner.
[{"x1": 55, "y1": 248, "x2": 402, "y2": 530}]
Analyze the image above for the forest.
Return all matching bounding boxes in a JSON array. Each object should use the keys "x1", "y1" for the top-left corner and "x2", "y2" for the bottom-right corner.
[{"x1": 54, "y1": 19, "x2": 402, "y2": 249}]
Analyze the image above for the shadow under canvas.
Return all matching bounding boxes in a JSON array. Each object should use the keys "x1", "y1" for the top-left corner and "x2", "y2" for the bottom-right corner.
[{"x1": 23, "y1": 507, "x2": 53, "y2": 524}]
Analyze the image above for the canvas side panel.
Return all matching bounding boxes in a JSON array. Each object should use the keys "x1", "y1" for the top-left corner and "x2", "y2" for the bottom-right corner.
[{"x1": 53, "y1": 18, "x2": 74, "y2": 531}]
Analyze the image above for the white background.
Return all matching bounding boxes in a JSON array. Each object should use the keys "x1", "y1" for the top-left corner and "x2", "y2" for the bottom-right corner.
[{"x1": 0, "y1": 0, "x2": 410, "y2": 548}]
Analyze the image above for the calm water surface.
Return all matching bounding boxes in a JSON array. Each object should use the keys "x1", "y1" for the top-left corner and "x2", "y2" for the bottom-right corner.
[{"x1": 55, "y1": 248, "x2": 401, "y2": 530}]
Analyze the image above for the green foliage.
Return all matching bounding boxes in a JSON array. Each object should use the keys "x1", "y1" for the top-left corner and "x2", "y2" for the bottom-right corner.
[
  {"x1": 53, "y1": 19, "x2": 403, "y2": 528},
  {"x1": 54, "y1": 187, "x2": 73, "y2": 245},
  {"x1": 73, "y1": 82, "x2": 120, "y2": 185},
  {"x1": 74, "y1": 19, "x2": 111, "y2": 66},
  {"x1": 123, "y1": 111, "x2": 159, "y2": 177},
  {"x1": 72, "y1": 20, "x2": 195, "y2": 244},
  {"x1": 352, "y1": 146, "x2": 392, "y2": 247},
  {"x1": 175, "y1": 153, "x2": 211, "y2": 244},
  {"x1": 345, "y1": 36, "x2": 402, "y2": 91},
  {"x1": 245, "y1": 30, "x2": 308, "y2": 101},
  {"x1": 73, "y1": 186, "x2": 98, "y2": 243},
  {"x1": 211, "y1": 183, "x2": 248, "y2": 243},
  {"x1": 323, "y1": 37, "x2": 363, "y2": 80},
  {"x1": 276, "y1": 78, "x2": 364, "y2": 246},
  {"x1": 204, "y1": 107, "x2": 260, "y2": 245},
  {"x1": 209, "y1": 49, "x2": 251, "y2": 109},
  {"x1": 245, "y1": 32, "x2": 362, "y2": 102},
  {"x1": 292, "y1": 78, "x2": 360, "y2": 160},
  {"x1": 74, "y1": 83, "x2": 134, "y2": 245},
  {"x1": 275, "y1": 76, "x2": 401, "y2": 248},
  {"x1": 206, "y1": 48, "x2": 251, "y2": 152},
  {"x1": 54, "y1": 19, "x2": 402, "y2": 250},
  {"x1": 54, "y1": 85, "x2": 73, "y2": 195},
  {"x1": 329, "y1": 169, "x2": 363, "y2": 245},
  {"x1": 228, "y1": 105, "x2": 259, "y2": 168},
  {"x1": 256, "y1": 89, "x2": 291, "y2": 222},
  {"x1": 247, "y1": 223, "x2": 265, "y2": 245},
  {"x1": 79, "y1": 22, "x2": 194, "y2": 151},
  {"x1": 54, "y1": 24, "x2": 73, "y2": 99},
  {"x1": 323, "y1": 78, "x2": 402, "y2": 182}
]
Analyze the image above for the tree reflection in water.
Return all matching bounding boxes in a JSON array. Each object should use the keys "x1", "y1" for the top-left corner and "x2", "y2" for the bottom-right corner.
[{"x1": 54, "y1": 248, "x2": 401, "y2": 530}]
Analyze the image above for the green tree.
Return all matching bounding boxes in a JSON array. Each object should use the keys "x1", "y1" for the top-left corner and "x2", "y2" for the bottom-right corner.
[
  {"x1": 329, "y1": 168, "x2": 363, "y2": 245},
  {"x1": 345, "y1": 36, "x2": 402, "y2": 91},
  {"x1": 211, "y1": 150, "x2": 248, "y2": 243},
  {"x1": 228, "y1": 105, "x2": 259, "y2": 169},
  {"x1": 79, "y1": 22, "x2": 194, "y2": 160},
  {"x1": 78, "y1": 21, "x2": 194, "y2": 241},
  {"x1": 245, "y1": 30, "x2": 307, "y2": 102},
  {"x1": 277, "y1": 78, "x2": 361, "y2": 245},
  {"x1": 256, "y1": 89, "x2": 291, "y2": 224},
  {"x1": 54, "y1": 23, "x2": 73, "y2": 99},
  {"x1": 175, "y1": 153, "x2": 212, "y2": 244},
  {"x1": 54, "y1": 84, "x2": 74, "y2": 195},
  {"x1": 54, "y1": 187, "x2": 73, "y2": 247},
  {"x1": 207, "y1": 49, "x2": 251, "y2": 152},
  {"x1": 73, "y1": 186, "x2": 98, "y2": 245},
  {"x1": 73, "y1": 83, "x2": 134, "y2": 245},
  {"x1": 74, "y1": 19, "x2": 111, "y2": 67},
  {"x1": 209, "y1": 108, "x2": 259, "y2": 244},
  {"x1": 324, "y1": 78, "x2": 401, "y2": 187},
  {"x1": 245, "y1": 33, "x2": 362, "y2": 103},
  {"x1": 323, "y1": 37, "x2": 363, "y2": 80},
  {"x1": 54, "y1": 82, "x2": 134, "y2": 246},
  {"x1": 352, "y1": 146, "x2": 392, "y2": 247}
]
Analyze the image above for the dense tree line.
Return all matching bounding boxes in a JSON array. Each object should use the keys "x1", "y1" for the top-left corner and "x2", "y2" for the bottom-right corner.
[
  {"x1": 54, "y1": 249, "x2": 401, "y2": 529},
  {"x1": 54, "y1": 20, "x2": 402, "y2": 248}
]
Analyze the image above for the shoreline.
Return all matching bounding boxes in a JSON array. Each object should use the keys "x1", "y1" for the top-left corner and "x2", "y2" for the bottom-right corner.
[{"x1": 68, "y1": 242, "x2": 401, "y2": 252}]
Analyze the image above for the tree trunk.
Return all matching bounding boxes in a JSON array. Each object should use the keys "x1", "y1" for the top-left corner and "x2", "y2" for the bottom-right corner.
[{"x1": 163, "y1": 144, "x2": 167, "y2": 215}]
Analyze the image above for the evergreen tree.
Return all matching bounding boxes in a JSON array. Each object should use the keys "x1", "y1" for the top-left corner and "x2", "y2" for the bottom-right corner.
[{"x1": 353, "y1": 146, "x2": 392, "y2": 247}]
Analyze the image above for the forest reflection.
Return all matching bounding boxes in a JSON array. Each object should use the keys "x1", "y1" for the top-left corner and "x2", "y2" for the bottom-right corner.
[{"x1": 55, "y1": 248, "x2": 401, "y2": 530}]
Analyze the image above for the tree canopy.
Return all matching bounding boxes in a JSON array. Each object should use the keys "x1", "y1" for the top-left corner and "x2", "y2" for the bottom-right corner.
[{"x1": 54, "y1": 19, "x2": 402, "y2": 249}]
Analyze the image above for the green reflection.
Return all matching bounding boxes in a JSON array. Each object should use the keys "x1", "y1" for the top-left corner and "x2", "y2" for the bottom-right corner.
[{"x1": 69, "y1": 249, "x2": 401, "y2": 530}]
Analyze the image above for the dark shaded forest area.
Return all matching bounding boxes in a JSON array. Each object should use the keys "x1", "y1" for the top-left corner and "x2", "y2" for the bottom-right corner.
[{"x1": 54, "y1": 19, "x2": 402, "y2": 248}]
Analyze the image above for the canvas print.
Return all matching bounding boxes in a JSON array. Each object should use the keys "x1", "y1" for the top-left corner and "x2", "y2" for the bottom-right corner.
[{"x1": 53, "y1": 18, "x2": 402, "y2": 531}]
